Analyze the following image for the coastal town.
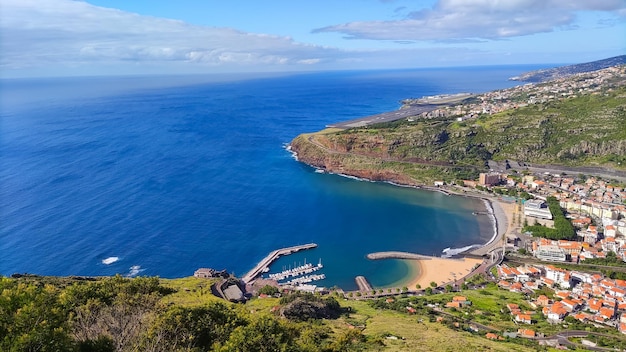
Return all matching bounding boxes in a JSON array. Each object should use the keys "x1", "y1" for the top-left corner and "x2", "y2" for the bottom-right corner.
[
  {"x1": 190, "y1": 62, "x2": 626, "y2": 349},
  {"x1": 403, "y1": 65, "x2": 625, "y2": 121}
]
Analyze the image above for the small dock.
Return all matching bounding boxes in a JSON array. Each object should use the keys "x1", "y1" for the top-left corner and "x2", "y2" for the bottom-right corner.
[
  {"x1": 355, "y1": 276, "x2": 373, "y2": 292},
  {"x1": 242, "y1": 243, "x2": 317, "y2": 284}
]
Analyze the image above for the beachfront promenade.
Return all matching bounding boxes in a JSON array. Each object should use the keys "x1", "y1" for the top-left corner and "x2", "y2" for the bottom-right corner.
[{"x1": 241, "y1": 243, "x2": 317, "y2": 284}]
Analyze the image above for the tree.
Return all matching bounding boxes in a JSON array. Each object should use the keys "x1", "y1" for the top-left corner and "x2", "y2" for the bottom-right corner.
[
  {"x1": 415, "y1": 284, "x2": 421, "y2": 290},
  {"x1": 430, "y1": 281, "x2": 437, "y2": 288},
  {"x1": 0, "y1": 281, "x2": 74, "y2": 352},
  {"x1": 425, "y1": 287, "x2": 433, "y2": 295},
  {"x1": 218, "y1": 315, "x2": 297, "y2": 352},
  {"x1": 258, "y1": 285, "x2": 279, "y2": 296},
  {"x1": 143, "y1": 302, "x2": 246, "y2": 351}
]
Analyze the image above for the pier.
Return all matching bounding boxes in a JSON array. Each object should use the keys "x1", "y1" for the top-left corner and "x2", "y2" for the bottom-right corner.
[
  {"x1": 366, "y1": 251, "x2": 436, "y2": 260},
  {"x1": 355, "y1": 276, "x2": 373, "y2": 292},
  {"x1": 241, "y1": 243, "x2": 317, "y2": 284}
]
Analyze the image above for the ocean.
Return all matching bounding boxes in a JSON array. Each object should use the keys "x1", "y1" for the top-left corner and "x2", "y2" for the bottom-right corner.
[{"x1": 0, "y1": 66, "x2": 544, "y2": 290}]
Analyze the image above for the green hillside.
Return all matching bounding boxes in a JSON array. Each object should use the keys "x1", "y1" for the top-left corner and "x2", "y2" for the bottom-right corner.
[
  {"x1": 0, "y1": 275, "x2": 543, "y2": 352},
  {"x1": 291, "y1": 83, "x2": 626, "y2": 184}
]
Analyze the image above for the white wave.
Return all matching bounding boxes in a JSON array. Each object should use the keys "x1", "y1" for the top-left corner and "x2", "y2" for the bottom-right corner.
[
  {"x1": 283, "y1": 144, "x2": 298, "y2": 160},
  {"x1": 442, "y1": 245, "x2": 480, "y2": 257},
  {"x1": 336, "y1": 173, "x2": 373, "y2": 182},
  {"x1": 126, "y1": 265, "x2": 144, "y2": 277},
  {"x1": 314, "y1": 169, "x2": 325, "y2": 173},
  {"x1": 102, "y1": 256, "x2": 119, "y2": 265}
]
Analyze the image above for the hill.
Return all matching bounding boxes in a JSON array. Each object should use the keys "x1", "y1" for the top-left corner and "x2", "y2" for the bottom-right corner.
[
  {"x1": 290, "y1": 66, "x2": 626, "y2": 185},
  {"x1": 510, "y1": 55, "x2": 626, "y2": 82},
  {"x1": 1, "y1": 275, "x2": 537, "y2": 352}
]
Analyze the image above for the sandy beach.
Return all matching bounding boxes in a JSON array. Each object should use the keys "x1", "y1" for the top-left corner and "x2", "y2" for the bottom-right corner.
[
  {"x1": 400, "y1": 257, "x2": 483, "y2": 289},
  {"x1": 392, "y1": 193, "x2": 518, "y2": 289}
]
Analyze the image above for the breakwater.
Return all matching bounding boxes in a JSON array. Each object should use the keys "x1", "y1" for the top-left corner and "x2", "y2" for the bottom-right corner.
[
  {"x1": 366, "y1": 251, "x2": 436, "y2": 260},
  {"x1": 241, "y1": 243, "x2": 317, "y2": 284}
]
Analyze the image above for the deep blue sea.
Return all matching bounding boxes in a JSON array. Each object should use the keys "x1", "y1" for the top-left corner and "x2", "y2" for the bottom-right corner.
[{"x1": 1, "y1": 66, "x2": 545, "y2": 290}]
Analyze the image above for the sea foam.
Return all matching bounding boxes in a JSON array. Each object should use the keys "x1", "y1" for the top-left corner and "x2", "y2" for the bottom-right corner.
[{"x1": 102, "y1": 256, "x2": 119, "y2": 265}]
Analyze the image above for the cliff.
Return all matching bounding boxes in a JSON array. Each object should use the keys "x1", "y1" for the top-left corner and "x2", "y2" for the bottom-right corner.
[{"x1": 291, "y1": 68, "x2": 626, "y2": 185}]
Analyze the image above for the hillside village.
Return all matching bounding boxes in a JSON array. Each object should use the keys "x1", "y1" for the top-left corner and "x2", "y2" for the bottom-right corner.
[
  {"x1": 403, "y1": 65, "x2": 625, "y2": 120},
  {"x1": 450, "y1": 163, "x2": 626, "y2": 338}
]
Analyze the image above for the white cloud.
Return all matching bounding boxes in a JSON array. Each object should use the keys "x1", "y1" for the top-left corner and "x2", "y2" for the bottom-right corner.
[
  {"x1": 0, "y1": 0, "x2": 340, "y2": 73},
  {"x1": 314, "y1": 0, "x2": 626, "y2": 41}
]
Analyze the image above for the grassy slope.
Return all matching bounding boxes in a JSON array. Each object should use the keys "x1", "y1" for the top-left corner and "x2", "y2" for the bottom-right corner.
[
  {"x1": 161, "y1": 277, "x2": 534, "y2": 351},
  {"x1": 292, "y1": 86, "x2": 626, "y2": 184}
]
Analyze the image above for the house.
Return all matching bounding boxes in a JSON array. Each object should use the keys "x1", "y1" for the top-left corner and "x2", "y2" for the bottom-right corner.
[
  {"x1": 588, "y1": 298, "x2": 603, "y2": 312},
  {"x1": 446, "y1": 296, "x2": 471, "y2": 308},
  {"x1": 515, "y1": 314, "x2": 533, "y2": 324},
  {"x1": 506, "y1": 303, "x2": 520, "y2": 312},
  {"x1": 518, "y1": 329, "x2": 536, "y2": 338},
  {"x1": 485, "y1": 333, "x2": 499, "y2": 340},
  {"x1": 599, "y1": 306, "x2": 616, "y2": 320},
  {"x1": 545, "y1": 302, "x2": 568, "y2": 323},
  {"x1": 537, "y1": 295, "x2": 550, "y2": 306},
  {"x1": 573, "y1": 312, "x2": 591, "y2": 322},
  {"x1": 561, "y1": 299, "x2": 579, "y2": 312},
  {"x1": 605, "y1": 225, "x2": 617, "y2": 238}
]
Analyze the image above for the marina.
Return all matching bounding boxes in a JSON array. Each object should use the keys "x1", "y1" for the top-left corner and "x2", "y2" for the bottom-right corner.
[
  {"x1": 282, "y1": 273, "x2": 326, "y2": 286},
  {"x1": 268, "y1": 259, "x2": 323, "y2": 281},
  {"x1": 241, "y1": 243, "x2": 318, "y2": 284}
]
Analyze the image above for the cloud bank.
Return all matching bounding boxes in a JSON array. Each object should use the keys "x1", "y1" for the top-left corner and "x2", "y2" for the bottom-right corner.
[
  {"x1": 0, "y1": 0, "x2": 338, "y2": 73},
  {"x1": 314, "y1": 0, "x2": 626, "y2": 41}
]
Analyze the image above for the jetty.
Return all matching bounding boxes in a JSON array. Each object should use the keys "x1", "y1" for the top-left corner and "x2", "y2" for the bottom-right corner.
[
  {"x1": 242, "y1": 243, "x2": 317, "y2": 284},
  {"x1": 366, "y1": 251, "x2": 436, "y2": 260},
  {"x1": 355, "y1": 276, "x2": 373, "y2": 292}
]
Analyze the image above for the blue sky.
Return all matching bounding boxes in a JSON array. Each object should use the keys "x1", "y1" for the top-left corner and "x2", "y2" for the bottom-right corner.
[{"x1": 1, "y1": 0, "x2": 625, "y2": 77}]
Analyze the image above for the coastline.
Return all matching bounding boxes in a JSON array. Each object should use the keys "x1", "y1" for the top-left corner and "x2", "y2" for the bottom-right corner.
[
  {"x1": 289, "y1": 143, "x2": 511, "y2": 289},
  {"x1": 391, "y1": 195, "x2": 513, "y2": 289}
]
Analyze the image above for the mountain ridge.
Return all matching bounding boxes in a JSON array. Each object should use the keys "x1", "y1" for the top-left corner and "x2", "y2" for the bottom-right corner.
[{"x1": 510, "y1": 55, "x2": 626, "y2": 82}]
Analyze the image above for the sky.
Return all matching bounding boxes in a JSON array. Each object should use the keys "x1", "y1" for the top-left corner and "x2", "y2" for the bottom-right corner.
[{"x1": 1, "y1": 0, "x2": 625, "y2": 77}]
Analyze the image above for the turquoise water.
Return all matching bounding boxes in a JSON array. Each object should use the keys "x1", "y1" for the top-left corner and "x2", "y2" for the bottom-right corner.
[{"x1": 0, "y1": 66, "x2": 543, "y2": 289}]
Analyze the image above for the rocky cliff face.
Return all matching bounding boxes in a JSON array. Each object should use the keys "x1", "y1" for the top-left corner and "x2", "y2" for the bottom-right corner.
[
  {"x1": 290, "y1": 135, "x2": 422, "y2": 186},
  {"x1": 291, "y1": 86, "x2": 626, "y2": 184}
]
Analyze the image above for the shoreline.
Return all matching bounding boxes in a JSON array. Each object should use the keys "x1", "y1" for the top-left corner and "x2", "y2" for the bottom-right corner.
[
  {"x1": 288, "y1": 144, "x2": 511, "y2": 289},
  {"x1": 389, "y1": 256, "x2": 483, "y2": 290}
]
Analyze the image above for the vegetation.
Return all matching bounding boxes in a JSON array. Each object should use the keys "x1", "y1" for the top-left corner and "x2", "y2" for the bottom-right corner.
[
  {"x1": 291, "y1": 85, "x2": 626, "y2": 184},
  {"x1": 0, "y1": 275, "x2": 352, "y2": 352},
  {"x1": 583, "y1": 251, "x2": 626, "y2": 267},
  {"x1": 1, "y1": 274, "x2": 553, "y2": 352},
  {"x1": 523, "y1": 196, "x2": 575, "y2": 240}
]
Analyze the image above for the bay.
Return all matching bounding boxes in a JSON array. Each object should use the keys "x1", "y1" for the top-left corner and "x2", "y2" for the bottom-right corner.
[{"x1": 0, "y1": 66, "x2": 544, "y2": 289}]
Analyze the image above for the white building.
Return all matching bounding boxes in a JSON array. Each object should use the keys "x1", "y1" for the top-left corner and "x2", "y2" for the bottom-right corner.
[
  {"x1": 535, "y1": 245, "x2": 567, "y2": 262},
  {"x1": 524, "y1": 200, "x2": 553, "y2": 220}
]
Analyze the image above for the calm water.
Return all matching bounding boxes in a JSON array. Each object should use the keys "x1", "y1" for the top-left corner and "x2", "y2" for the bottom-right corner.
[{"x1": 0, "y1": 66, "x2": 544, "y2": 289}]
